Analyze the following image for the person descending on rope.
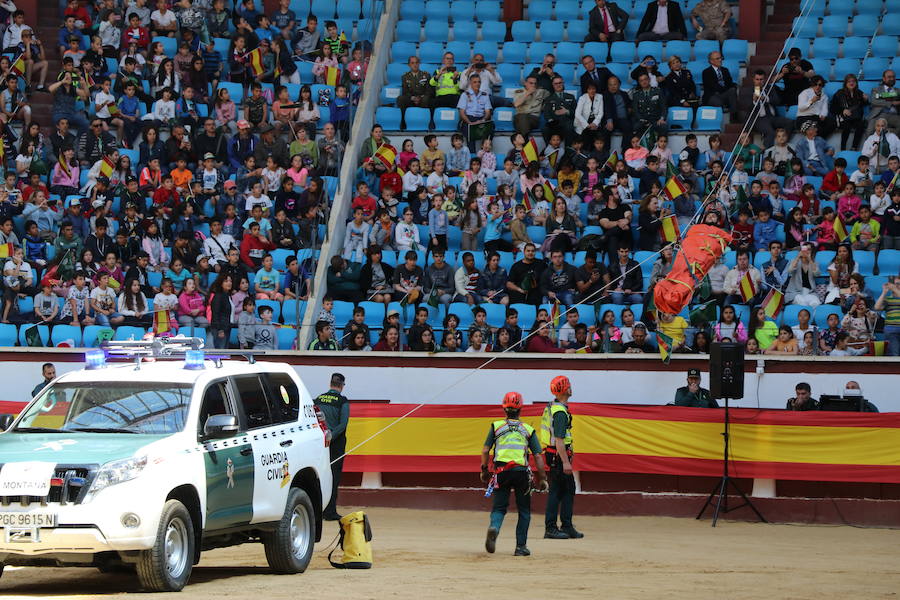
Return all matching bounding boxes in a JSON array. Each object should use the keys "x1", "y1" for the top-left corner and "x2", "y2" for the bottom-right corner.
[{"x1": 482, "y1": 391, "x2": 547, "y2": 556}]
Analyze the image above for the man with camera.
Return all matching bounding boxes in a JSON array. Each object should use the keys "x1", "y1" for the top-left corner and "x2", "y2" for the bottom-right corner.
[
  {"x1": 430, "y1": 52, "x2": 462, "y2": 109},
  {"x1": 460, "y1": 53, "x2": 507, "y2": 109},
  {"x1": 674, "y1": 369, "x2": 717, "y2": 408},
  {"x1": 528, "y1": 54, "x2": 561, "y2": 93}
]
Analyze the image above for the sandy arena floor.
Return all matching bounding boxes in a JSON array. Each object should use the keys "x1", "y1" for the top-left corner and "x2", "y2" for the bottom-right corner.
[{"x1": 0, "y1": 507, "x2": 897, "y2": 599}]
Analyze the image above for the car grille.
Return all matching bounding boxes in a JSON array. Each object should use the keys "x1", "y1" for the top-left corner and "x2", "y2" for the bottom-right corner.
[{"x1": 0, "y1": 465, "x2": 94, "y2": 506}]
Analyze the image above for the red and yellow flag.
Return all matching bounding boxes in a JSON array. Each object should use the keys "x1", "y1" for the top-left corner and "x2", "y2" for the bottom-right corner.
[
  {"x1": 870, "y1": 340, "x2": 887, "y2": 356},
  {"x1": 324, "y1": 66, "x2": 340, "y2": 87},
  {"x1": 520, "y1": 138, "x2": 540, "y2": 165},
  {"x1": 153, "y1": 310, "x2": 171, "y2": 336},
  {"x1": 99, "y1": 155, "x2": 115, "y2": 178},
  {"x1": 10, "y1": 54, "x2": 25, "y2": 77},
  {"x1": 0, "y1": 242, "x2": 13, "y2": 258},
  {"x1": 738, "y1": 271, "x2": 756, "y2": 303},
  {"x1": 247, "y1": 48, "x2": 264, "y2": 77},
  {"x1": 541, "y1": 180, "x2": 556, "y2": 202},
  {"x1": 659, "y1": 214, "x2": 680, "y2": 243},
  {"x1": 339, "y1": 31, "x2": 350, "y2": 49},
  {"x1": 834, "y1": 216, "x2": 849, "y2": 242},
  {"x1": 549, "y1": 300, "x2": 560, "y2": 328},
  {"x1": 521, "y1": 196, "x2": 533, "y2": 212},
  {"x1": 663, "y1": 176, "x2": 687, "y2": 201},
  {"x1": 604, "y1": 151, "x2": 619, "y2": 171},
  {"x1": 761, "y1": 288, "x2": 784, "y2": 319},
  {"x1": 373, "y1": 143, "x2": 397, "y2": 169}
]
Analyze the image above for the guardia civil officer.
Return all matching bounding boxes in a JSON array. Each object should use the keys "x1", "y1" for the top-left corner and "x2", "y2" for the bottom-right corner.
[
  {"x1": 541, "y1": 375, "x2": 584, "y2": 539},
  {"x1": 481, "y1": 392, "x2": 547, "y2": 556},
  {"x1": 314, "y1": 373, "x2": 350, "y2": 521}
]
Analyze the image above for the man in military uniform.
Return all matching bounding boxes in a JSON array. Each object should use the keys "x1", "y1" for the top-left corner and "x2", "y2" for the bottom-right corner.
[
  {"x1": 397, "y1": 56, "x2": 433, "y2": 120},
  {"x1": 541, "y1": 375, "x2": 584, "y2": 539},
  {"x1": 481, "y1": 392, "x2": 547, "y2": 556},
  {"x1": 690, "y1": 0, "x2": 732, "y2": 43},
  {"x1": 674, "y1": 368, "x2": 718, "y2": 408},
  {"x1": 542, "y1": 76, "x2": 577, "y2": 145},
  {"x1": 457, "y1": 73, "x2": 493, "y2": 152},
  {"x1": 314, "y1": 372, "x2": 351, "y2": 520},
  {"x1": 631, "y1": 72, "x2": 668, "y2": 137},
  {"x1": 430, "y1": 52, "x2": 462, "y2": 109}
]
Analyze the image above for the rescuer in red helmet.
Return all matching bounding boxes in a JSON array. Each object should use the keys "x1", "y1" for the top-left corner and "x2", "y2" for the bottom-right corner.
[
  {"x1": 540, "y1": 375, "x2": 584, "y2": 539},
  {"x1": 480, "y1": 391, "x2": 547, "y2": 556}
]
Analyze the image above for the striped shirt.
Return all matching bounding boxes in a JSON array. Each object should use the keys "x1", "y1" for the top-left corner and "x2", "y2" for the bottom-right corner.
[{"x1": 885, "y1": 293, "x2": 900, "y2": 327}]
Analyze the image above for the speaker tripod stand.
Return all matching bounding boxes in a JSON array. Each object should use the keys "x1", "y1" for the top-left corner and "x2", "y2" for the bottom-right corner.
[{"x1": 696, "y1": 397, "x2": 767, "y2": 526}]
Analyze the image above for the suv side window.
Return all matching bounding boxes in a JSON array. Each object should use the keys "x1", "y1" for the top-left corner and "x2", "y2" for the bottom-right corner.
[
  {"x1": 262, "y1": 373, "x2": 300, "y2": 425},
  {"x1": 197, "y1": 380, "x2": 232, "y2": 436},
  {"x1": 234, "y1": 375, "x2": 273, "y2": 430}
]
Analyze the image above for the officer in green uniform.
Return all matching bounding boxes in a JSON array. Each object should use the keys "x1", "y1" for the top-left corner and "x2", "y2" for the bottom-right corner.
[
  {"x1": 397, "y1": 56, "x2": 433, "y2": 115},
  {"x1": 541, "y1": 375, "x2": 584, "y2": 539},
  {"x1": 314, "y1": 373, "x2": 351, "y2": 520},
  {"x1": 673, "y1": 368, "x2": 718, "y2": 408},
  {"x1": 481, "y1": 392, "x2": 547, "y2": 556},
  {"x1": 430, "y1": 52, "x2": 462, "y2": 108},
  {"x1": 541, "y1": 76, "x2": 577, "y2": 144}
]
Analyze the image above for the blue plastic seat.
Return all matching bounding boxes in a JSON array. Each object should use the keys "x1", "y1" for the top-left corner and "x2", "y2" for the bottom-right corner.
[
  {"x1": 481, "y1": 21, "x2": 506, "y2": 42},
  {"x1": 667, "y1": 106, "x2": 693, "y2": 130},
  {"x1": 0, "y1": 323, "x2": 16, "y2": 346},
  {"x1": 277, "y1": 327, "x2": 298, "y2": 350},
  {"x1": 821, "y1": 15, "x2": 849, "y2": 37},
  {"x1": 424, "y1": 20, "x2": 450, "y2": 40},
  {"x1": 529, "y1": 0, "x2": 554, "y2": 20},
  {"x1": 637, "y1": 41, "x2": 663, "y2": 62},
  {"x1": 855, "y1": 251, "x2": 876, "y2": 275},
  {"x1": 434, "y1": 107, "x2": 458, "y2": 130},
  {"x1": 555, "y1": 41, "x2": 582, "y2": 64},
  {"x1": 610, "y1": 41, "x2": 635, "y2": 63},
  {"x1": 494, "y1": 106, "x2": 515, "y2": 131},
  {"x1": 527, "y1": 41, "x2": 555, "y2": 63},
  {"x1": 454, "y1": 20, "x2": 478, "y2": 41},
  {"x1": 51, "y1": 324, "x2": 83, "y2": 347},
  {"x1": 842, "y1": 37, "x2": 869, "y2": 59},
  {"x1": 336, "y1": 0, "x2": 361, "y2": 18},
  {"x1": 863, "y1": 57, "x2": 890, "y2": 80},
  {"x1": 665, "y1": 39, "x2": 692, "y2": 61},
  {"x1": 111, "y1": 326, "x2": 145, "y2": 342},
  {"x1": 694, "y1": 105, "x2": 723, "y2": 130},
  {"x1": 296, "y1": 61, "x2": 315, "y2": 83},
  {"x1": 396, "y1": 20, "x2": 421, "y2": 41},
  {"x1": 308, "y1": 0, "x2": 335, "y2": 17},
  {"x1": 425, "y1": 1, "x2": 451, "y2": 20},
  {"x1": 882, "y1": 14, "x2": 900, "y2": 35},
  {"x1": 80, "y1": 325, "x2": 108, "y2": 348},
  {"x1": 832, "y1": 58, "x2": 860, "y2": 79},
  {"x1": 496, "y1": 63, "x2": 522, "y2": 86},
  {"x1": 419, "y1": 41, "x2": 445, "y2": 63},
  {"x1": 387, "y1": 62, "x2": 408, "y2": 83},
  {"x1": 722, "y1": 39, "x2": 749, "y2": 63},
  {"x1": 828, "y1": 1, "x2": 854, "y2": 16},
  {"x1": 812, "y1": 37, "x2": 839, "y2": 60},
  {"x1": 511, "y1": 20, "x2": 538, "y2": 41},
  {"x1": 501, "y1": 41, "x2": 527, "y2": 63},
  {"x1": 871, "y1": 36, "x2": 898, "y2": 58},
  {"x1": 878, "y1": 250, "x2": 900, "y2": 276},
  {"x1": 475, "y1": 0, "x2": 500, "y2": 21},
  {"x1": 405, "y1": 107, "x2": 431, "y2": 130},
  {"x1": 582, "y1": 42, "x2": 608, "y2": 62},
  {"x1": 217, "y1": 81, "x2": 243, "y2": 104},
  {"x1": 566, "y1": 20, "x2": 588, "y2": 42},
  {"x1": 851, "y1": 14, "x2": 880, "y2": 37},
  {"x1": 152, "y1": 36, "x2": 177, "y2": 57},
  {"x1": 855, "y1": 0, "x2": 884, "y2": 13},
  {"x1": 452, "y1": 0, "x2": 475, "y2": 21},
  {"x1": 281, "y1": 301, "x2": 307, "y2": 325},
  {"x1": 375, "y1": 107, "x2": 402, "y2": 130},
  {"x1": 472, "y1": 41, "x2": 498, "y2": 63},
  {"x1": 555, "y1": 0, "x2": 581, "y2": 21},
  {"x1": 445, "y1": 40, "x2": 471, "y2": 61},
  {"x1": 792, "y1": 16, "x2": 820, "y2": 38},
  {"x1": 391, "y1": 41, "x2": 417, "y2": 63}
]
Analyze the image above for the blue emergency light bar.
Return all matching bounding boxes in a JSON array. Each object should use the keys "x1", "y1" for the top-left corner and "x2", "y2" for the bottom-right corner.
[
  {"x1": 183, "y1": 350, "x2": 205, "y2": 370},
  {"x1": 85, "y1": 350, "x2": 107, "y2": 370}
]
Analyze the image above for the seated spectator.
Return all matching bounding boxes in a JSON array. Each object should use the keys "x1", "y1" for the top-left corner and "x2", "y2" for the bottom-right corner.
[
  {"x1": 392, "y1": 250, "x2": 424, "y2": 303},
  {"x1": 480, "y1": 252, "x2": 509, "y2": 305},
  {"x1": 785, "y1": 242, "x2": 821, "y2": 305},
  {"x1": 526, "y1": 319, "x2": 574, "y2": 353},
  {"x1": 621, "y1": 321, "x2": 654, "y2": 353},
  {"x1": 598, "y1": 186, "x2": 633, "y2": 261},
  {"x1": 603, "y1": 76, "x2": 633, "y2": 144},
  {"x1": 773, "y1": 47, "x2": 814, "y2": 107},
  {"x1": 865, "y1": 69, "x2": 900, "y2": 137},
  {"x1": 830, "y1": 331, "x2": 868, "y2": 357},
  {"x1": 673, "y1": 368, "x2": 717, "y2": 407},
  {"x1": 429, "y1": 52, "x2": 462, "y2": 109},
  {"x1": 359, "y1": 246, "x2": 394, "y2": 306},
  {"x1": 586, "y1": 0, "x2": 629, "y2": 44},
  {"x1": 454, "y1": 251, "x2": 482, "y2": 304},
  {"x1": 507, "y1": 243, "x2": 547, "y2": 305},
  {"x1": 701, "y1": 51, "x2": 739, "y2": 120},
  {"x1": 513, "y1": 75, "x2": 549, "y2": 138},
  {"x1": 862, "y1": 118, "x2": 900, "y2": 175},
  {"x1": 540, "y1": 250, "x2": 577, "y2": 306},
  {"x1": 575, "y1": 250, "x2": 610, "y2": 304},
  {"x1": 793, "y1": 122, "x2": 834, "y2": 177},
  {"x1": 714, "y1": 305, "x2": 748, "y2": 343},
  {"x1": 372, "y1": 324, "x2": 404, "y2": 351},
  {"x1": 786, "y1": 382, "x2": 817, "y2": 411},
  {"x1": 608, "y1": 244, "x2": 642, "y2": 305},
  {"x1": 743, "y1": 70, "x2": 792, "y2": 148},
  {"x1": 824, "y1": 243, "x2": 858, "y2": 304},
  {"x1": 177, "y1": 277, "x2": 208, "y2": 329},
  {"x1": 850, "y1": 205, "x2": 880, "y2": 251},
  {"x1": 631, "y1": 73, "x2": 667, "y2": 136},
  {"x1": 831, "y1": 74, "x2": 868, "y2": 152},
  {"x1": 875, "y1": 277, "x2": 900, "y2": 356},
  {"x1": 796, "y1": 76, "x2": 832, "y2": 138},
  {"x1": 690, "y1": 0, "x2": 731, "y2": 42},
  {"x1": 764, "y1": 325, "x2": 799, "y2": 355},
  {"x1": 663, "y1": 55, "x2": 699, "y2": 109},
  {"x1": 327, "y1": 255, "x2": 362, "y2": 304},
  {"x1": 575, "y1": 82, "x2": 605, "y2": 148},
  {"x1": 841, "y1": 297, "x2": 878, "y2": 350},
  {"x1": 636, "y1": 0, "x2": 687, "y2": 41},
  {"x1": 308, "y1": 320, "x2": 340, "y2": 351},
  {"x1": 397, "y1": 56, "x2": 433, "y2": 121},
  {"x1": 407, "y1": 306, "x2": 433, "y2": 350},
  {"x1": 542, "y1": 76, "x2": 577, "y2": 145},
  {"x1": 723, "y1": 249, "x2": 763, "y2": 306},
  {"x1": 749, "y1": 306, "x2": 778, "y2": 351}
]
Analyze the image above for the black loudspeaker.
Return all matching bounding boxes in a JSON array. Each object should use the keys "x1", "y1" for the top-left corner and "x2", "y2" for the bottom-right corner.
[{"x1": 709, "y1": 342, "x2": 745, "y2": 400}]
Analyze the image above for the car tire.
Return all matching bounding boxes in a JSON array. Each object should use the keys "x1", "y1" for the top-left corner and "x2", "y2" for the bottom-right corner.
[
  {"x1": 263, "y1": 488, "x2": 315, "y2": 574},
  {"x1": 136, "y1": 499, "x2": 195, "y2": 592}
]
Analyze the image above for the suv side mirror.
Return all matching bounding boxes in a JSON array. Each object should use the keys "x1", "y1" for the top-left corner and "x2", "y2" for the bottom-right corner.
[
  {"x1": 203, "y1": 414, "x2": 238, "y2": 439},
  {"x1": 0, "y1": 414, "x2": 14, "y2": 431}
]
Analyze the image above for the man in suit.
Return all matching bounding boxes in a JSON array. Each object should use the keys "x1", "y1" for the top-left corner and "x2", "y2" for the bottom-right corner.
[
  {"x1": 602, "y1": 75, "x2": 633, "y2": 145},
  {"x1": 636, "y1": 0, "x2": 687, "y2": 42},
  {"x1": 579, "y1": 55, "x2": 613, "y2": 96},
  {"x1": 793, "y1": 121, "x2": 835, "y2": 176},
  {"x1": 742, "y1": 69, "x2": 793, "y2": 148},
  {"x1": 585, "y1": 0, "x2": 629, "y2": 44},
  {"x1": 865, "y1": 69, "x2": 900, "y2": 136},
  {"x1": 701, "y1": 51, "x2": 739, "y2": 120}
]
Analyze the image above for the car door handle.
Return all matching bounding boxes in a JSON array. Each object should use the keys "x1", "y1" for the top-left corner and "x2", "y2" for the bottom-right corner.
[
  {"x1": 240, "y1": 447, "x2": 253, "y2": 456},
  {"x1": 280, "y1": 440, "x2": 293, "y2": 448}
]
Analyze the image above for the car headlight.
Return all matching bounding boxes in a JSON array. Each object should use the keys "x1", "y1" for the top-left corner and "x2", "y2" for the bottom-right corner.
[{"x1": 85, "y1": 456, "x2": 148, "y2": 500}]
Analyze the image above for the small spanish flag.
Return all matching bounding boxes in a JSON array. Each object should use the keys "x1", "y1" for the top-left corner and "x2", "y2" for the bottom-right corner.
[
  {"x1": 99, "y1": 155, "x2": 115, "y2": 178},
  {"x1": 373, "y1": 143, "x2": 397, "y2": 169},
  {"x1": 738, "y1": 271, "x2": 757, "y2": 303},
  {"x1": 10, "y1": 54, "x2": 25, "y2": 77},
  {"x1": 542, "y1": 180, "x2": 556, "y2": 202},
  {"x1": 603, "y1": 151, "x2": 618, "y2": 171},
  {"x1": 549, "y1": 300, "x2": 561, "y2": 328},
  {"x1": 761, "y1": 287, "x2": 784, "y2": 319},
  {"x1": 834, "y1": 215, "x2": 849, "y2": 242},
  {"x1": 887, "y1": 170, "x2": 900, "y2": 193},
  {"x1": 659, "y1": 214, "x2": 680, "y2": 243},
  {"x1": 339, "y1": 31, "x2": 350, "y2": 49},
  {"x1": 870, "y1": 340, "x2": 887, "y2": 356},
  {"x1": 521, "y1": 196, "x2": 533, "y2": 212},
  {"x1": 544, "y1": 146, "x2": 561, "y2": 170},
  {"x1": 0, "y1": 242, "x2": 13, "y2": 258},
  {"x1": 247, "y1": 48, "x2": 265, "y2": 77},
  {"x1": 663, "y1": 176, "x2": 687, "y2": 201},
  {"x1": 153, "y1": 309, "x2": 171, "y2": 336},
  {"x1": 520, "y1": 138, "x2": 540, "y2": 165},
  {"x1": 273, "y1": 60, "x2": 281, "y2": 81},
  {"x1": 324, "y1": 65, "x2": 340, "y2": 87},
  {"x1": 657, "y1": 330, "x2": 673, "y2": 364}
]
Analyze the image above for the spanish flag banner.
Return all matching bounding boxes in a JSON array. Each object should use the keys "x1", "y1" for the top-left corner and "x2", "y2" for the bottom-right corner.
[
  {"x1": 603, "y1": 151, "x2": 618, "y2": 171},
  {"x1": 99, "y1": 155, "x2": 115, "y2": 178},
  {"x1": 544, "y1": 146, "x2": 561, "y2": 170},
  {"x1": 541, "y1": 180, "x2": 556, "y2": 202},
  {"x1": 341, "y1": 403, "x2": 900, "y2": 483},
  {"x1": 324, "y1": 65, "x2": 340, "y2": 87},
  {"x1": 663, "y1": 176, "x2": 687, "y2": 201},
  {"x1": 153, "y1": 309, "x2": 171, "y2": 336},
  {"x1": 659, "y1": 214, "x2": 680, "y2": 243},
  {"x1": 738, "y1": 271, "x2": 756, "y2": 303},
  {"x1": 834, "y1": 215, "x2": 849, "y2": 242},
  {"x1": 373, "y1": 143, "x2": 397, "y2": 169},
  {"x1": 0, "y1": 242, "x2": 13, "y2": 258},
  {"x1": 520, "y1": 138, "x2": 540, "y2": 165},
  {"x1": 761, "y1": 287, "x2": 785, "y2": 319},
  {"x1": 549, "y1": 299, "x2": 560, "y2": 328},
  {"x1": 10, "y1": 54, "x2": 25, "y2": 77},
  {"x1": 247, "y1": 48, "x2": 265, "y2": 77},
  {"x1": 521, "y1": 195, "x2": 533, "y2": 212}
]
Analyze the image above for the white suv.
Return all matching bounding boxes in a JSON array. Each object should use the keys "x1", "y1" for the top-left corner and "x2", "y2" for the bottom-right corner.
[{"x1": 0, "y1": 341, "x2": 332, "y2": 592}]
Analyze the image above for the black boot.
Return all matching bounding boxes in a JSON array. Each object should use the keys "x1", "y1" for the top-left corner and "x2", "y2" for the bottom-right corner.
[
  {"x1": 485, "y1": 527, "x2": 498, "y2": 553},
  {"x1": 544, "y1": 527, "x2": 568, "y2": 539},
  {"x1": 561, "y1": 526, "x2": 584, "y2": 539},
  {"x1": 514, "y1": 546, "x2": 531, "y2": 556}
]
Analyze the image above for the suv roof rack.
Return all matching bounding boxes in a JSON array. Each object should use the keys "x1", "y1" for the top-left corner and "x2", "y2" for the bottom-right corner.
[{"x1": 101, "y1": 336, "x2": 206, "y2": 359}]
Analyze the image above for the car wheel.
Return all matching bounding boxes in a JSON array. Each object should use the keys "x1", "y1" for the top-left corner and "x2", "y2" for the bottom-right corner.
[
  {"x1": 263, "y1": 488, "x2": 315, "y2": 574},
  {"x1": 136, "y1": 499, "x2": 195, "y2": 592}
]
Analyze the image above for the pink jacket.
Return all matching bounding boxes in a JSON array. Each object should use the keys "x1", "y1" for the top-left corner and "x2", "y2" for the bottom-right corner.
[
  {"x1": 178, "y1": 290, "x2": 206, "y2": 317},
  {"x1": 714, "y1": 321, "x2": 748, "y2": 344},
  {"x1": 51, "y1": 162, "x2": 80, "y2": 188}
]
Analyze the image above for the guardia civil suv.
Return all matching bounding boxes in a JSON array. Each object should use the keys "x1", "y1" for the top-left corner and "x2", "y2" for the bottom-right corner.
[{"x1": 0, "y1": 338, "x2": 332, "y2": 592}]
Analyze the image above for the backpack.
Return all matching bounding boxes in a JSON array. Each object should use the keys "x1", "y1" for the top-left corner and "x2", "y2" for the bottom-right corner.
[{"x1": 328, "y1": 511, "x2": 372, "y2": 569}]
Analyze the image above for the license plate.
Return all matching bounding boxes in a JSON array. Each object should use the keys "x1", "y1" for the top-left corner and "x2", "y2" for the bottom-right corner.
[{"x1": 0, "y1": 512, "x2": 57, "y2": 528}]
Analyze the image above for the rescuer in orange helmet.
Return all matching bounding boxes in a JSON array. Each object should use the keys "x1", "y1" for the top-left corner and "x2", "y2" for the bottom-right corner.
[
  {"x1": 481, "y1": 391, "x2": 547, "y2": 556},
  {"x1": 540, "y1": 375, "x2": 584, "y2": 539}
]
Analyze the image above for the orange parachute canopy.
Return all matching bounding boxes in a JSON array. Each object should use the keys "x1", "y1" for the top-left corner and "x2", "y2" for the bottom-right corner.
[{"x1": 653, "y1": 225, "x2": 733, "y2": 315}]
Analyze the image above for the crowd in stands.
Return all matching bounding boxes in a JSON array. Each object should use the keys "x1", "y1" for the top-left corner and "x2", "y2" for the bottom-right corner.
[
  {"x1": 321, "y1": 0, "x2": 900, "y2": 356},
  {"x1": 0, "y1": 0, "x2": 379, "y2": 348}
]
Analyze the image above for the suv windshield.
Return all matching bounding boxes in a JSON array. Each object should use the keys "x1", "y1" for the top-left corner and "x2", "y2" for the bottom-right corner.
[{"x1": 15, "y1": 382, "x2": 192, "y2": 435}]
